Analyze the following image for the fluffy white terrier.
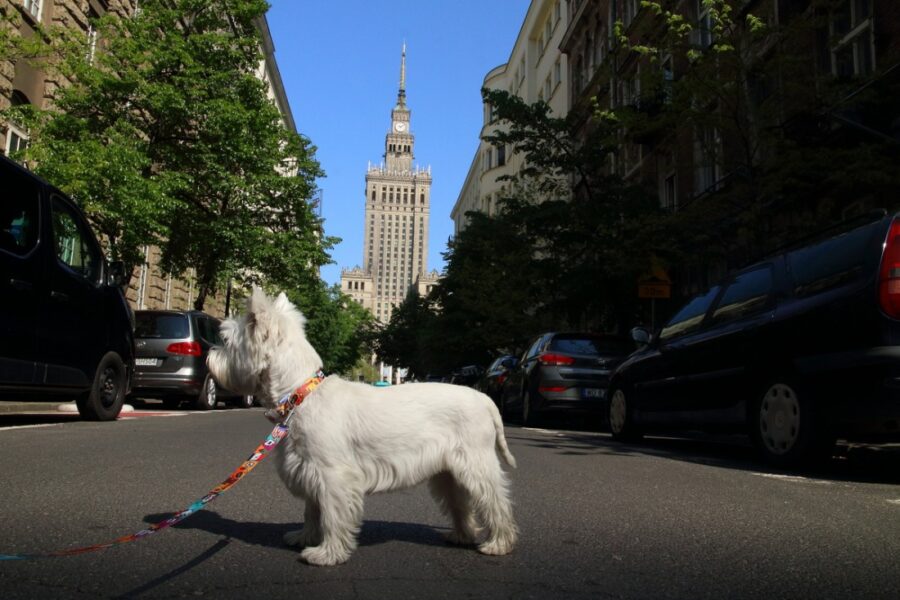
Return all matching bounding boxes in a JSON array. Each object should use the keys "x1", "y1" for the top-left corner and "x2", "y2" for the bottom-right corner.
[{"x1": 208, "y1": 288, "x2": 518, "y2": 566}]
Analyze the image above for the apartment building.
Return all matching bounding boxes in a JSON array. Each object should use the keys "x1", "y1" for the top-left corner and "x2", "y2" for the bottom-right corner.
[{"x1": 451, "y1": 0, "x2": 570, "y2": 235}]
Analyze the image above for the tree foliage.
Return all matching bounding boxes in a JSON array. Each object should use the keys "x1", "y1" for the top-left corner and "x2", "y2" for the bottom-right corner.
[{"x1": 9, "y1": 0, "x2": 334, "y2": 309}]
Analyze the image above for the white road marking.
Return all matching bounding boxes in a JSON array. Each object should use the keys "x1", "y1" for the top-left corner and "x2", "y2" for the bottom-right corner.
[{"x1": 752, "y1": 472, "x2": 834, "y2": 485}]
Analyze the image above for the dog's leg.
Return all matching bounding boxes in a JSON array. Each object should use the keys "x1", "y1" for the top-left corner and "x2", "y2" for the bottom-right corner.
[
  {"x1": 428, "y1": 471, "x2": 482, "y2": 545},
  {"x1": 452, "y1": 460, "x2": 518, "y2": 556},
  {"x1": 299, "y1": 469, "x2": 364, "y2": 566},
  {"x1": 284, "y1": 500, "x2": 322, "y2": 548}
]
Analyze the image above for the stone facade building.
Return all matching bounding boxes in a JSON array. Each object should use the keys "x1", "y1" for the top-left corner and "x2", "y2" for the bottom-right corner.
[
  {"x1": 1, "y1": 1, "x2": 296, "y2": 318},
  {"x1": 451, "y1": 0, "x2": 570, "y2": 235},
  {"x1": 341, "y1": 46, "x2": 434, "y2": 324}
]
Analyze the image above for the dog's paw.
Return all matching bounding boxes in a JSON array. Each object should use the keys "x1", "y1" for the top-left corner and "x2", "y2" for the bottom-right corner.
[
  {"x1": 300, "y1": 545, "x2": 351, "y2": 566},
  {"x1": 284, "y1": 529, "x2": 319, "y2": 547},
  {"x1": 478, "y1": 537, "x2": 515, "y2": 556},
  {"x1": 443, "y1": 529, "x2": 479, "y2": 546}
]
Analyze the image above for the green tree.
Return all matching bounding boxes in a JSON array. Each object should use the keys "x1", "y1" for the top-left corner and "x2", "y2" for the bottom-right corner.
[
  {"x1": 12, "y1": 0, "x2": 332, "y2": 309},
  {"x1": 289, "y1": 283, "x2": 378, "y2": 376}
]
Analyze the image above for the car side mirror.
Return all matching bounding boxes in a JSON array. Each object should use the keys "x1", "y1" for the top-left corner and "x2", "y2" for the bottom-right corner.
[
  {"x1": 630, "y1": 326, "x2": 651, "y2": 347},
  {"x1": 108, "y1": 261, "x2": 130, "y2": 288}
]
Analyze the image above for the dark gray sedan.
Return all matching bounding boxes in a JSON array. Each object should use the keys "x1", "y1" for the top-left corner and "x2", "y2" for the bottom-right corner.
[{"x1": 500, "y1": 332, "x2": 632, "y2": 425}]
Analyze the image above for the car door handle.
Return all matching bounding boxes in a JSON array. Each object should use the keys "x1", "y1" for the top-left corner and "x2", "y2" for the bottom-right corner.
[
  {"x1": 50, "y1": 290, "x2": 69, "y2": 302},
  {"x1": 9, "y1": 278, "x2": 33, "y2": 291}
]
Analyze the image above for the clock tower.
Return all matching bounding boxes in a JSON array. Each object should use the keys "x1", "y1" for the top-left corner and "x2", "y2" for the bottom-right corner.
[
  {"x1": 340, "y1": 44, "x2": 434, "y2": 324},
  {"x1": 386, "y1": 43, "x2": 413, "y2": 173}
]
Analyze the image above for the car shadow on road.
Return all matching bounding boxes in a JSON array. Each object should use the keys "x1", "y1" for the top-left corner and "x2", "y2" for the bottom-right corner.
[
  {"x1": 142, "y1": 511, "x2": 454, "y2": 553},
  {"x1": 504, "y1": 421, "x2": 900, "y2": 485}
]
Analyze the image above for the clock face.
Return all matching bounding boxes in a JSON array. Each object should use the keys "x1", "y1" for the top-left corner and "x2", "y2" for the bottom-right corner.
[{"x1": 394, "y1": 121, "x2": 407, "y2": 132}]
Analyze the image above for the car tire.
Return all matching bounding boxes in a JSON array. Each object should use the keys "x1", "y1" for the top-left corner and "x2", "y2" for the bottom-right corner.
[
  {"x1": 608, "y1": 385, "x2": 643, "y2": 441},
  {"x1": 76, "y1": 352, "x2": 126, "y2": 421},
  {"x1": 750, "y1": 379, "x2": 835, "y2": 467},
  {"x1": 233, "y1": 395, "x2": 254, "y2": 409},
  {"x1": 195, "y1": 375, "x2": 217, "y2": 411}
]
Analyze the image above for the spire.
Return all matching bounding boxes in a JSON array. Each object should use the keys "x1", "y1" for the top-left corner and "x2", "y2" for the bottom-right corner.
[{"x1": 397, "y1": 42, "x2": 407, "y2": 108}]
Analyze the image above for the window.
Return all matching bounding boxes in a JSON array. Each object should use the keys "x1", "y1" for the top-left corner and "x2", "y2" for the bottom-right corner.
[
  {"x1": 695, "y1": 0, "x2": 713, "y2": 49},
  {"x1": 830, "y1": 0, "x2": 874, "y2": 78},
  {"x1": 51, "y1": 197, "x2": 101, "y2": 283},
  {"x1": 694, "y1": 125, "x2": 721, "y2": 193},
  {"x1": 711, "y1": 268, "x2": 773, "y2": 322},
  {"x1": 661, "y1": 172, "x2": 677, "y2": 211},
  {"x1": 623, "y1": 0, "x2": 639, "y2": 28},
  {"x1": 788, "y1": 220, "x2": 877, "y2": 297},
  {"x1": 0, "y1": 167, "x2": 39, "y2": 256},
  {"x1": 5, "y1": 124, "x2": 29, "y2": 156},
  {"x1": 659, "y1": 286, "x2": 721, "y2": 341},
  {"x1": 23, "y1": 0, "x2": 42, "y2": 20},
  {"x1": 661, "y1": 53, "x2": 674, "y2": 104},
  {"x1": 497, "y1": 144, "x2": 506, "y2": 167},
  {"x1": 86, "y1": 9, "x2": 100, "y2": 64}
]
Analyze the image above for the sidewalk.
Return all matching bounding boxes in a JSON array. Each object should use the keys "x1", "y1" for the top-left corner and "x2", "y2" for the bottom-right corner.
[{"x1": 0, "y1": 401, "x2": 71, "y2": 413}]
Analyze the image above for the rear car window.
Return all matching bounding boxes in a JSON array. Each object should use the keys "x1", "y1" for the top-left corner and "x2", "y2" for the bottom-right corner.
[
  {"x1": 196, "y1": 317, "x2": 223, "y2": 345},
  {"x1": 787, "y1": 221, "x2": 880, "y2": 297},
  {"x1": 548, "y1": 336, "x2": 630, "y2": 356},
  {"x1": 135, "y1": 313, "x2": 190, "y2": 339}
]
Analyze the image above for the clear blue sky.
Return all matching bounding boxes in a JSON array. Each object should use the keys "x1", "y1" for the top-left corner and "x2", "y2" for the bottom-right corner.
[{"x1": 266, "y1": 0, "x2": 531, "y2": 288}]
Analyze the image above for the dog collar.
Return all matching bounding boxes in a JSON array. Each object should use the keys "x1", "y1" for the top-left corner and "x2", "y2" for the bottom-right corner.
[{"x1": 265, "y1": 369, "x2": 326, "y2": 424}]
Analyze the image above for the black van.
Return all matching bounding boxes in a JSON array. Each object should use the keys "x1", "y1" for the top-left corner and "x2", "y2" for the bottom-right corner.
[
  {"x1": 607, "y1": 211, "x2": 900, "y2": 466},
  {"x1": 0, "y1": 154, "x2": 134, "y2": 420}
]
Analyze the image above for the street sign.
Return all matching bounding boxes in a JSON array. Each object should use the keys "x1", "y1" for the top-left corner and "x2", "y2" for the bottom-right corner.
[{"x1": 638, "y1": 283, "x2": 671, "y2": 299}]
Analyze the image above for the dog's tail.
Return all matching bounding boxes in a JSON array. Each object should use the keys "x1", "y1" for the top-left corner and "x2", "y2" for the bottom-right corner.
[{"x1": 490, "y1": 401, "x2": 517, "y2": 469}]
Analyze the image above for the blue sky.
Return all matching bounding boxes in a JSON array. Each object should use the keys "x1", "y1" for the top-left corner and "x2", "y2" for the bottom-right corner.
[{"x1": 266, "y1": 0, "x2": 531, "y2": 288}]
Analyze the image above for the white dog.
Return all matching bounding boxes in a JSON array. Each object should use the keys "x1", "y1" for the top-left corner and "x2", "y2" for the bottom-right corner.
[{"x1": 207, "y1": 288, "x2": 518, "y2": 566}]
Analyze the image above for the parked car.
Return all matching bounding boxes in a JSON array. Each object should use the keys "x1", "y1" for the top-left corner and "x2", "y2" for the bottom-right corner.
[
  {"x1": 476, "y1": 355, "x2": 517, "y2": 407},
  {"x1": 0, "y1": 155, "x2": 134, "y2": 420},
  {"x1": 130, "y1": 310, "x2": 253, "y2": 410},
  {"x1": 450, "y1": 364, "x2": 484, "y2": 387},
  {"x1": 501, "y1": 332, "x2": 632, "y2": 425},
  {"x1": 607, "y1": 210, "x2": 900, "y2": 466}
]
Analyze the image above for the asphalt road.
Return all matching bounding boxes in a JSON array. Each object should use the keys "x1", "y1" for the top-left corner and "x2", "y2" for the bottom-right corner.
[{"x1": 1, "y1": 405, "x2": 899, "y2": 599}]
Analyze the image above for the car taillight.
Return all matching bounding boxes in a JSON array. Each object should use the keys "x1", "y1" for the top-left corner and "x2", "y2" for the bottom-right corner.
[
  {"x1": 497, "y1": 373, "x2": 508, "y2": 385},
  {"x1": 538, "y1": 353, "x2": 576, "y2": 366},
  {"x1": 538, "y1": 385, "x2": 567, "y2": 393},
  {"x1": 166, "y1": 341, "x2": 202, "y2": 356},
  {"x1": 879, "y1": 219, "x2": 900, "y2": 319}
]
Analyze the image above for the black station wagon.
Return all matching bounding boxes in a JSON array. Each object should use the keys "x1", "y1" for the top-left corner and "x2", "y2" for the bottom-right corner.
[{"x1": 607, "y1": 210, "x2": 900, "y2": 466}]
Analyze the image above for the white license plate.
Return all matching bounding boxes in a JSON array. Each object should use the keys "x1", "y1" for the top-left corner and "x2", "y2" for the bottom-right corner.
[
  {"x1": 583, "y1": 388, "x2": 605, "y2": 399},
  {"x1": 135, "y1": 358, "x2": 158, "y2": 367}
]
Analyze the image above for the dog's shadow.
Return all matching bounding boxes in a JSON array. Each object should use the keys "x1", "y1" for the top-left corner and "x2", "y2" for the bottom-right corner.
[{"x1": 143, "y1": 510, "x2": 454, "y2": 551}]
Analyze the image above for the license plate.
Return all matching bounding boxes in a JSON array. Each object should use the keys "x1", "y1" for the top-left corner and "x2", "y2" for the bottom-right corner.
[
  {"x1": 135, "y1": 358, "x2": 158, "y2": 367},
  {"x1": 583, "y1": 388, "x2": 605, "y2": 399}
]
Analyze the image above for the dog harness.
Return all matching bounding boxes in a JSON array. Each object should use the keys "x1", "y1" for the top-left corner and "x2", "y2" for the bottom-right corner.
[{"x1": 0, "y1": 370, "x2": 327, "y2": 561}]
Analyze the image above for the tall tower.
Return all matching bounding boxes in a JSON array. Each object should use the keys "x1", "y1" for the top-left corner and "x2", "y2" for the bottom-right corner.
[{"x1": 341, "y1": 45, "x2": 433, "y2": 324}]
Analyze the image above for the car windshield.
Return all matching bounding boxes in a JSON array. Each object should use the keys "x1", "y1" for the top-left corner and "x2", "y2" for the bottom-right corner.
[
  {"x1": 548, "y1": 336, "x2": 629, "y2": 356},
  {"x1": 135, "y1": 313, "x2": 190, "y2": 339}
]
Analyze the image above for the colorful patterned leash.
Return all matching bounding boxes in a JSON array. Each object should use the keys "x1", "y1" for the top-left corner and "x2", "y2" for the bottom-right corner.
[{"x1": 0, "y1": 371, "x2": 325, "y2": 561}]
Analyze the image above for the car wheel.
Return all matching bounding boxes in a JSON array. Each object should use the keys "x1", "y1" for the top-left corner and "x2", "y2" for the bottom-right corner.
[
  {"x1": 234, "y1": 394, "x2": 254, "y2": 409},
  {"x1": 751, "y1": 380, "x2": 835, "y2": 467},
  {"x1": 608, "y1": 386, "x2": 642, "y2": 441},
  {"x1": 76, "y1": 352, "x2": 126, "y2": 421},
  {"x1": 522, "y1": 390, "x2": 540, "y2": 427},
  {"x1": 196, "y1": 375, "x2": 217, "y2": 411}
]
